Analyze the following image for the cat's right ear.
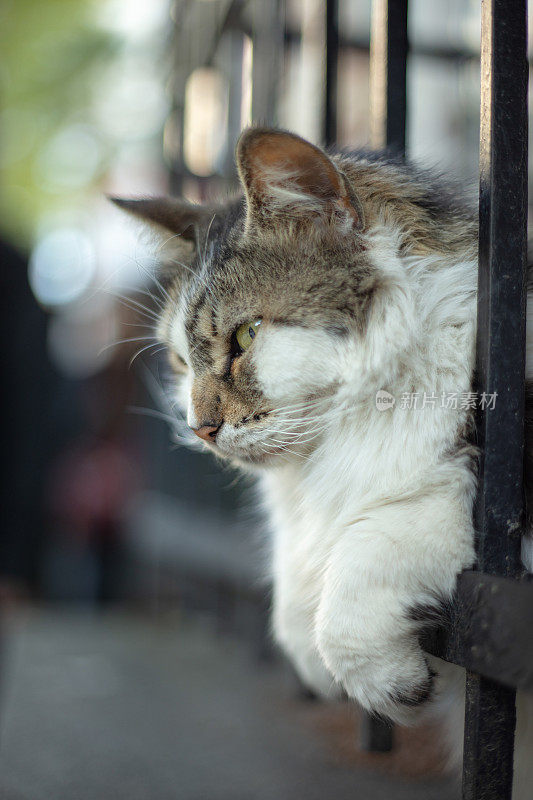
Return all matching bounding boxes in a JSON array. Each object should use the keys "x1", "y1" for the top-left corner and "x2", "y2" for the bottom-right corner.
[
  {"x1": 109, "y1": 196, "x2": 215, "y2": 258},
  {"x1": 236, "y1": 127, "x2": 364, "y2": 233}
]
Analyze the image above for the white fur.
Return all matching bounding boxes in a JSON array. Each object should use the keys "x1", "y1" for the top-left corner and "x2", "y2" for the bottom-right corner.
[
  {"x1": 167, "y1": 295, "x2": 190, "y2": 366},
  {"x1": 252, "y1": 229, "x2": 479, "y2": 723},
  {"x1": 252, "y1": 325, "x2": 343, "y2": 401},
  {"x1": 173, "y1": 219, "x2": 530, "y2": 796}
]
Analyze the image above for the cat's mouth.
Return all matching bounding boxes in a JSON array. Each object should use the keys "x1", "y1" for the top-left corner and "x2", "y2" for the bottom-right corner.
[{"x1": 209, "y1": 422, "x2": 312, "y2": 467}]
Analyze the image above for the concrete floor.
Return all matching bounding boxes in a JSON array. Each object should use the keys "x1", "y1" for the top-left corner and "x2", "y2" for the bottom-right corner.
[{"x1": 0, "y1": 609, "x2": 459, "y2": 800}]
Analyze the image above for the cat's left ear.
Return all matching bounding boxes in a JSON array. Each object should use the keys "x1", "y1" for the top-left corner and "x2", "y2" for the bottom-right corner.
[
  {"x1": 236, "y1": 128, "x2": 364, "y2": 232},
  {"x1": 109, "y1": 196, "x2": 216, "y2": 253}
]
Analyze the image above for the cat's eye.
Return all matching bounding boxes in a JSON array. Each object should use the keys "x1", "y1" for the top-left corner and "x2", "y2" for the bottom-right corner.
[{"x1": 234, "y1": 319, "x2": 262, "y2": 353}]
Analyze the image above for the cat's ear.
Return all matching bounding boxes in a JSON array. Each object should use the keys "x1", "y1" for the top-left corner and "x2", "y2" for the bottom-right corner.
[
  {"x1": 236, "y1": 128, "x2": 364, "y2": 232},
  {"x1": 109, "y1": 196, "x2": 214, "y2": 251}
]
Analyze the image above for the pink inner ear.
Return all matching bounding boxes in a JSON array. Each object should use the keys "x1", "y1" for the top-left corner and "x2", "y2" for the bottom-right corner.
[
  {"x1": 245, "y1": 133, "x2": 344, "y2": 201},
  {"x1": 240, "y1": 130, "x2": 362, "y2": 228}
]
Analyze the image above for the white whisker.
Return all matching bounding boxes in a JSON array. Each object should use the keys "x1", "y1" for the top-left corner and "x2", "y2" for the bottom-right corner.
[
  {"x1": 129, "y1": 342, "x2": 167, "y2": 367},
  {"x1": 98, "y1": 335, "x2": 158, "y2": 357}
]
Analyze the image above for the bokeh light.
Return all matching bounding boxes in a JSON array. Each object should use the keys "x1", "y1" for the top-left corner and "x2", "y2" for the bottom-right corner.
[
  {"x1": 28, "y1": 227, "x2": 96, "y2": 308},
  {"x1": 183, "y1": 67, "x2": 228, "y2": 176}
]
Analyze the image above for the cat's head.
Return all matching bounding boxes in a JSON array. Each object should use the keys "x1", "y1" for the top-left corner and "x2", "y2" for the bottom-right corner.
[{"x1": 113, "y1": 128, "x2": 413, "y2": 467}]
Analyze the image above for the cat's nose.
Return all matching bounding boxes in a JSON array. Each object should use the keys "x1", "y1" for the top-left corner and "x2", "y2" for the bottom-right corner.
[{"x1": 192, "y1": 422, "x2": 221, "y2": 442}]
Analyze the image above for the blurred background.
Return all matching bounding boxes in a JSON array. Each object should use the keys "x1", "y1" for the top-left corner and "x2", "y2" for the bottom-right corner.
[{"x1": 0, "y1": 1, "x2": 529, "y2": 798}]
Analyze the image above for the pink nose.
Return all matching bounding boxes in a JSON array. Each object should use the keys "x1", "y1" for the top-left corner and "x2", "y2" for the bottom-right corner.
[{"x1": 192, "y1": 424, "x2": 220, "y2": 443}]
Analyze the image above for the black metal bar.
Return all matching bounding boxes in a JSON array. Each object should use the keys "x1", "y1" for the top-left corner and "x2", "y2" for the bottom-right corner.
[
  {"x1": 463, "y1": 676, "x2": 517, "y2": 800},
  {"x1": 475, "y1": 6, "x2": 528, "y2": 579},
  {"x1": 369, "y1": 0, "x2": 408, "y2": 154},
  {"x1": 462, "y1": 2, "x2": 529, "y2": 798},
  {"x1": 423, "y1": 571, "x2": 533, "y2": 691},
  {"x1": 359, "y1": 714, "x2": 393, "y2": 752},
  {"x1": 324, "y1": 0, "x2": 339, "y2": 147}
]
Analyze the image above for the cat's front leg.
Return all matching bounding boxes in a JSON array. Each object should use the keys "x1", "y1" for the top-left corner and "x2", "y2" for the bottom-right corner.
[
  {"x1": 314, "y1": 481, "x2": 475, "y2": 723},
  {"x1": 273, "y1": 565, "x2": 341, "y2": 698},
  {"x1": 266, "y1": 471, "x2": 342, "y2": 698}
]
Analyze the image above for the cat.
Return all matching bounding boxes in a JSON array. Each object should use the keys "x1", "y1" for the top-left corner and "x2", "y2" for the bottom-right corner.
[{"x1": 113, "y1": 127, "x2": 533, "y2": 797}]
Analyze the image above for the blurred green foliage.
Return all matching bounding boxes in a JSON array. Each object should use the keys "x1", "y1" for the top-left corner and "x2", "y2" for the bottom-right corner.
[{"x1": 0, "y1": 0, "x2": 119, "y2": 248}]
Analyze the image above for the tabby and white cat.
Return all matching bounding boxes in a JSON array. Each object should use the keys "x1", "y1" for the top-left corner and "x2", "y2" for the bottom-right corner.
[{"x1": 113, "y1": 127, "x2": 532, "y2": 796}]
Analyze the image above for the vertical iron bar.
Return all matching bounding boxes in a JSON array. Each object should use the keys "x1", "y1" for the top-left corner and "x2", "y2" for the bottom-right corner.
[
  {"x1": 324, "y1": 0, "x2": 339, "y2": 146},
  {"x1": 464, "y1": 1, "x2": 528, "y2": 799},
  {"x1": 475, "y1": 0, "x2": 528, "y2": 581},
  {"x1": 369, "y1": 0, "x2": 408, "y2": 154},
  {"x1": 360, "y1": 715, "x2": 393, "y2": 752}
]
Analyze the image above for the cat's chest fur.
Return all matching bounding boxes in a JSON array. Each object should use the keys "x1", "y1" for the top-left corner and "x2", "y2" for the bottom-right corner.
[{"x1": 264, "y1": 378, "x2": 474, "y2": 583}]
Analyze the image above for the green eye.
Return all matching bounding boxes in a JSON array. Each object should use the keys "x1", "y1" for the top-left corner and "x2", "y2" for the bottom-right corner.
[{"x1": 235, "y1": 319, "x2": 262, "y2": 352}]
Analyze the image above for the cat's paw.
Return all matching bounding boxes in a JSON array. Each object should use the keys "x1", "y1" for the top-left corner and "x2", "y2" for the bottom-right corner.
[
  {"x1": 343, "y1": 651, "x2": 435, "y2": 724},
  {"x1": 316, "y1": 632, "x2": 434, "y2": 724}
]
